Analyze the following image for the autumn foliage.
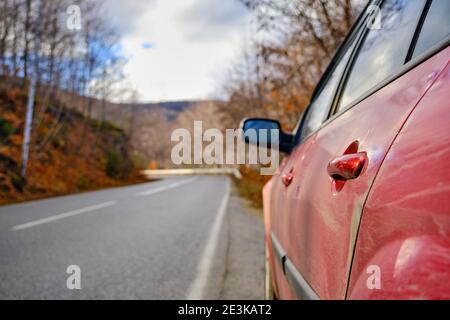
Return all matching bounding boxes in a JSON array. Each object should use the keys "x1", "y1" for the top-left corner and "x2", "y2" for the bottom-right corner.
[
  {"x1": 0, "y1": 85, "x2": 145, "y2": 205},
  {"x1": 223, "y1": 0, "x2": 366, "y2": 206}
]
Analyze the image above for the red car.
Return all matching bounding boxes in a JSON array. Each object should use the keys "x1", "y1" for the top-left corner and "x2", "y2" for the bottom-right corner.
[{"x1": 242, "y1": 0, "x2": 450, "y2": 300}]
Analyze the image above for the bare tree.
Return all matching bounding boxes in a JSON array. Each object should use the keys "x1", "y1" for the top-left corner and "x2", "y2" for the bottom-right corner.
[
  {"x1": 0, "y1": 0, "x2": 130, "y2": 177},
  {"x1": 21, "y1": 0, "x2": 43, "y2": 177},
  {"x1": 223, "y1": 0, "x2": 367, "y2": 129}
]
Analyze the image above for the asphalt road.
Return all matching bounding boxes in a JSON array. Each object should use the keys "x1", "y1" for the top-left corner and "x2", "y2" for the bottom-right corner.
[{"x1": 0, "y1": 176, "x2": 264, "y2": 299}]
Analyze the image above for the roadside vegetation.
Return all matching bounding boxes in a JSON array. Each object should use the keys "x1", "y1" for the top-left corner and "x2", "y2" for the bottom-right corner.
[
  {"x1": 233, "y1": 166, "x2": 272, "y2": 208},
  {"x1": 0, "y1": 84, "x2": 146, "y2": 205}
]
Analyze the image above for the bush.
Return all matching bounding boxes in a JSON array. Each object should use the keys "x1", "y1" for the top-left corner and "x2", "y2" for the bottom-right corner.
[
  {"x1": 130, "y1": 152, "x2": 147, "y2": 170},
  {"x1": 105, "y1": 149, "x2": 122, "y2": 178},
  {"x1": 0, "y1": 118, "x2": 15, "y2": 139},
  {"x1": 11, "y1": 173, "x2": 26, "y2": 192},
  {"x1": 76, "y1": 174, "x2": 92, "y2": 190}
]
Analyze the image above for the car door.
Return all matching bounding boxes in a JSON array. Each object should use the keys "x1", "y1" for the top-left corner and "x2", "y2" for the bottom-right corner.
[
  {"x1": 274, "y1": 0, "x2": 447, "y2": 299},
  {"x1": 268, "y1": 0, "x2": 369, "y2": 300},
  {"x1": 347, "y1": 0, "x2": 450, "y2": 299}
]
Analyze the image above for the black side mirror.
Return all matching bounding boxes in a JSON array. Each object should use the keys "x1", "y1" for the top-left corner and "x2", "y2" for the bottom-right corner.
[{"x1": 240, "y1": 118, "x2": 294, "y2": 154}]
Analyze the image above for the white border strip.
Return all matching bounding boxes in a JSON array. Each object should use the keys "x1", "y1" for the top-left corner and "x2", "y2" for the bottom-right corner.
[
  {"x1": 11, "y1": 200, "x2": 117, "y2": 231},
  {"x1": 186, "y1": 178, "x2": 230, "y2": 299},
  {"x1": 136, "y1": 178, "x2": 197, "y2": 197}
]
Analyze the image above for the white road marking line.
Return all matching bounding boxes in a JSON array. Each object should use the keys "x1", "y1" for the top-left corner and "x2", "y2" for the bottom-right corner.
[
  {"x1": 186, "y1": 178, "x2": 230, "y2": 300},
  {"x1": 136, "y1": 178, "x2": 197, "y2": 197},
  {"x1": 11, "y1": 201, "x2": 117, "y2": 231}
]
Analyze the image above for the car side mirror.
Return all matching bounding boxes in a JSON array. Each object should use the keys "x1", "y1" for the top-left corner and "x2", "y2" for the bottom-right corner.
[{"x1": 240, "y1": 118, "x2": 294, "y2": 154}]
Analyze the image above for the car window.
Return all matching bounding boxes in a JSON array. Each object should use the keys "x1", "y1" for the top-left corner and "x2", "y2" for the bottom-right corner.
[
  {"x1": 299, "y1": 34, "x2": 358, "y2": 142},
  {"x1": 412, "y1": 0, "x2": 450, "y2": 59},
  {"x1": 336, "y1": 0, "x2": 425, "y2": 112}
]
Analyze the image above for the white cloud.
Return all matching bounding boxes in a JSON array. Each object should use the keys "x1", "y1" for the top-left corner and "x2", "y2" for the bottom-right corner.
[
  {"x1": 179, "y1": 0, "x2": 249, "y2": 41},
  {"x1": 105, "y1": 0, "x2": 251, "y2": 102},
  {"x1": 105, "y1": 0, "x2": 156, "y2": 35}
]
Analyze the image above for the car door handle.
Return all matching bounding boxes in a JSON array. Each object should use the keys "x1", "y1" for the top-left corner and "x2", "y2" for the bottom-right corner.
[
  {"x1": 327, "y1": 152, "x2": 367, "y2": 181},
  {"x1": 282, "y1": 172, "x2": 294, "y2": 186}
]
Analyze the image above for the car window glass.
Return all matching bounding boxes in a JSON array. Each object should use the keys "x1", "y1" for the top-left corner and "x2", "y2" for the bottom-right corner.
[
  {"x1": 413, "y1": 0, "x2": 450, "y2": 58},
  {"x1": 299, "y1": 35, "x2": 358, "y2": 141},
  {"x1": 337, "y1": 0, "x2": 425, "y2": 112}
]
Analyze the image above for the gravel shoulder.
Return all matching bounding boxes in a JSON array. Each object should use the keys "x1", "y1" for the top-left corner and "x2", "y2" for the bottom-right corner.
[{"x1": 218, "y1": 187, "x2": 265, "y2": 300}]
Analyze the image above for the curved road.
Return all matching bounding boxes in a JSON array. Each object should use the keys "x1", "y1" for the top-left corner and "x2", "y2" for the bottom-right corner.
[{"x1": 0, "y1": 176, "x2": 264, "y2": 299}]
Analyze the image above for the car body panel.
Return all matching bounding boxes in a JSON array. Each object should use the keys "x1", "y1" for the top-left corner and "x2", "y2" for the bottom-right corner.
[
  {"x1": 347, "y1": 59, "x2": 450, "y2": 300},
  {"x1": 264, "y1": 162, "x2": 298, "y2": 300},
  {"x1": 265, "y1": 46, "x2": 450, "y2": 300}
]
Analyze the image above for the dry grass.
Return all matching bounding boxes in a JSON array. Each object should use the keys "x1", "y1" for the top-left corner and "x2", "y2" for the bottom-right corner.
[{"x1": 233, "y1": 165, "x2": 272, "y2": 209}]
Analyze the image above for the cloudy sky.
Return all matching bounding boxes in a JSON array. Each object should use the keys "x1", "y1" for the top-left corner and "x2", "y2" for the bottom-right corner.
[{"x1": 105, "y1": 0, "x2": 252, "y2": 102}]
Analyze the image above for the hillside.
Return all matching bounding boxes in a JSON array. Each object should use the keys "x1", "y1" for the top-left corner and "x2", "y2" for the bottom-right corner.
[
  {"x1": 131, "y1": 101, "x2": 198, "y2": 121},
  {"x1": 50, "y1": 91, "x2": 225, "y2": 168},
  {"x1": 53, "y1": 88, "x2": 220, "y2": 129},
  {"x1": 0, "y1": 85, "x2": 146, "y2": 205}
]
